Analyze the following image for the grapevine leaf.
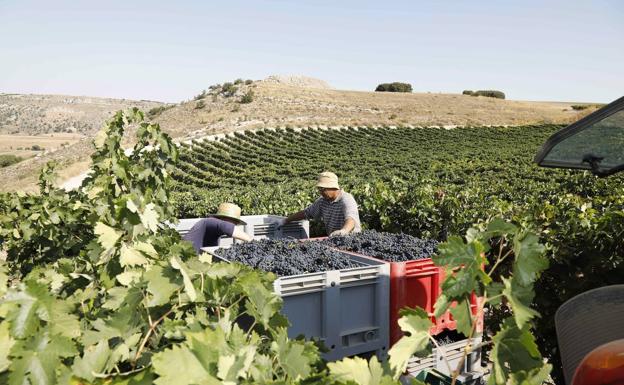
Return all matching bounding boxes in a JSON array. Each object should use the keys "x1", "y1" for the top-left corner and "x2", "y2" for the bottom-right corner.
[
  {"x1": 144, "y1": 265, "x2": 181, "y2": 307},
  {"x1": 116, "y1": 271, "x2": 141, "y2": 287},
  {"x1": 512, "y1": 231, "x2": 548, "y2": 286},
  {"x1": 328, "y1": 355, "x2": 387, "y2": 385},
  {"x1": 238, "y1": 271, "x2": 282, "y2": 328},
  {"x1": 450, "y1": 297, "x2": 473, "y2": 336},
  {"x1": 94, "y1": 222, "x2": 122, "y2": 251},
  {"x1": 488, "y1": 319, "x2": 543, "y2": 385},
  {"x1": 217, "y1": 345, "x2": 256, "y2": 383},
  {"x1": 120, "y1": 243, "x2": 149, "y2": 267},
  {"x1": 152, "y1": 345, "x2": 220, "y2": 385},
  {"x1": 71, "y1": 341, "x2": 111, "y2": 382},
  {"x1": 8, "y1": 332, "x2": 76, "y2": 385},
  {"x1": 0, "y1": 322, "x2": 15, "y2": 372},
  {"x1": 433, "y1": 293, "x2": 450, "y2": 318},
  {"x1": 140, "y1": 203, "x2": 159, "y2": 233},
  {"x1": 508, "y1": 363, "x2": 552, "y2": 385},
  {"x1": 487, "y1": 282, "x2": 505, "y2": 306},
  {"x1": 271, "y1": 328, "x2": 314, "y2": 380},
  {"x1": 484, "y1": 218, "x2": 518, "y2": 238},
  {"x1": 133, "y1": 241, "x2": 158, "y2": 258},
  {"x1": 502, "y1": 277, "x2": 539, "y2": 329},
  {"x1": 388, "y1": 308, "x2": 432, "y2": 376},
  {"x1": 100, "y1": 369, "x2": 155, "y2": 384},
  {"x1": 170, "y1": 256, "x2": 197, "y2": 301},
  {"x1": 435, "y1": 237, "x2": 486, "y2": 298}
]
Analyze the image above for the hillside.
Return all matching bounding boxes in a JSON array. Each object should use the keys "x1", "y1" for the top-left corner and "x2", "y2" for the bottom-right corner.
[
  {"x1": 0, "y1": 93, "x2": 163, "y2": 135},
  {"x1": 0, "y1": 77, "x2": 598, "y2": 192}
]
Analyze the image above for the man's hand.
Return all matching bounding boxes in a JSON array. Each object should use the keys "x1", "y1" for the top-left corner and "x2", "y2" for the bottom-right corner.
[
  {"x1": 330, "y1": 229, "x2": 349, "y2": 237},
  {"x1": 274, "y1": 218, "x2": 287, "y2": 229}
]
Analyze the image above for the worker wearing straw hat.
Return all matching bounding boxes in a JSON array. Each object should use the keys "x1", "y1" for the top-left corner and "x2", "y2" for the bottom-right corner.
[
  {"x1": 276, "y1": 171, "x2": 361, "y2": 236},
  {"x1": 183, "y1": 202, "x2": 252, "y2": 253}
]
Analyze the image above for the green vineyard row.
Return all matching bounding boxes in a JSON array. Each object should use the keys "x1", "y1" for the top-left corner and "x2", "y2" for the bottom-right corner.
[{"x1": 172, "y1": 124, "x2": 624, "y2": 382}]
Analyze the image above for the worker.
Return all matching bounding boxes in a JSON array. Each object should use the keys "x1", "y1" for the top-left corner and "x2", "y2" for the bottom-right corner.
[
  {"x1": 183, "y1": 202, "x2": 252, "y2": 253},
  {"x1": 276, "y1": 171, "x2": 361, "y2": 236}
]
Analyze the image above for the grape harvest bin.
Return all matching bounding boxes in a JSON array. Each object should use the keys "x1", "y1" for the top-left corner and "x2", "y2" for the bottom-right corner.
[
  {"x1": 204, "y1": 246, "x2": 390, "y2": 361},
  {"x1": 315, "y1": 243, "x2": 482, "y2": 345},
  {"x1": 174, "y1": 215, "x2": 309, "y2": 246}
]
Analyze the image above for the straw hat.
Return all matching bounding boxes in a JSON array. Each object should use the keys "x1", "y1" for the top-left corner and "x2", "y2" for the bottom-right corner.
[
  {"x1": 209, "y1": 202, "x2": 246, "y2": 225},
  {"x1": 316, "y1": 171, "x2": 340, "y2": 189}
]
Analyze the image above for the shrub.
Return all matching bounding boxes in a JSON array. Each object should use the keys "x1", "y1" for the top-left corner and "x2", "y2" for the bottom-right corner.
[
  {"x1": 193, "y1": 90, "x2": 206, "y2": 100},
  {"x1": 473, "y1": 90, "x2": 505, "y2": 99},
  {"x1": 194, "y1": 100, "x2": 206, "y2": 109},
  {"x1": 221, "y1": 82, "x2": 237, "y2": 97},
  {"x1": 147, "y1": 104, "x2": 175, "y2": 119},
  {"x1": 234, "y1": 78, "x2": 243, "y2": 85},
  {"x1": 231, "y1": 104, "x2": 241, "y2": 112},
  {"x1": 462, "y1": 90, "x2": 474, "y2": 95},
  {"x1": 0, "y1": 154, "x2": 23, "y2": 167},
  {"x1": 245, "y1": 79, "x2": 253, "y2": 85},
  {"x1": 31, "y1": 144, "x2": 43, "y2": 151},
  {"x1": 240, "y1": 90, "x2": 254, "y2": 104},
  {"x1": 375, "y1": 82, "x2": 413, "y2": 93}
]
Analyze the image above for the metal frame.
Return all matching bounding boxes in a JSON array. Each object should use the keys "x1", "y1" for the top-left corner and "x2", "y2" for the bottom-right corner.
[{"x1": 534, "y1": 96, "x2": 624, "y2": 177}]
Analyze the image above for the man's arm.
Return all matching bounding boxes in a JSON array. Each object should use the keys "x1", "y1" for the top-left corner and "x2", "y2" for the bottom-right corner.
[
  {"x1": 284, "y1": 210, "x2": 306, "y2": 224},
  {"x1": 232, "y1": 227, "x2": 252, "y2": 242}
]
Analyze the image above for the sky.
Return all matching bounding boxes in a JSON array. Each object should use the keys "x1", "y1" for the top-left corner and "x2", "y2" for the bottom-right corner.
[{"x1": 0, "y1": 0, "x2": 622, "y2": 103}]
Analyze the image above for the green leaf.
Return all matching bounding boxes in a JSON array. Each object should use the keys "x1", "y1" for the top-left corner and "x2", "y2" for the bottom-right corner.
[
  {"x1": 328, "y1": 356, "x2": 387, "y2": 385},
  {"x1": 512, "y1": 231, "x2": 548, "y2": 286},
  {"x1": 388, "y1": 308, "x2": 432, "y2": 377},
  {"x1": 144, "y1": 265, "x2": 181, "y2": 307},
  {"x1": 450, "y1": 297, "x2": 473, "y2": 336},
  {"x1": 0, "y1": 322, "x2": 15, "y2": 372},
  {"x1": 502, "y1": 277, "x2": 540, "y2": 329},
  {"x1": 238, "y1": 272, "x2": 282, "y2": 328},
  {"x1": 217, "y1": 345, "x2": 256, "y2": 384},
  {"x1": 433, "y1": 293, "x2": 450, "y2": 319},
  {"x1": 271, "y1": 328, "x2": 314, "y2": 381},
  {"x1": 94, "y1": 222, "x2": 122, "y2": 251},
  {"x1": 120, "y1": 243, "x2": 149, "y2": 267},
  {"x1": 485, "y1": 218, "x2": 518, "y2": 238},
  {"x1": 487, "y1": 282, "x2": 505, "y2": 306},
  {"x1": 170, "y1": 256, "x2": 197, "y2": 302},
  {"x1": 508, "y1": 364, "x2": 552, "y2": 385},
  {"x1": 152, "y1": 345, "x2": 220, "y2": 385},
  {"x1": 8, "y1": 332, "x2": 76, "y2": 385},
  {"x1": 116, "y1": 271, "x2": 141, "y2": 287},
  {"x1": 488, "y1": 319, "x2": 544, "y2": 385},
  {"x1": 140, "y1": 203, "x2": 159, "y2": 233},
  {"x1": 71, "y1": 341, "x2": 111, "y2": 382}
]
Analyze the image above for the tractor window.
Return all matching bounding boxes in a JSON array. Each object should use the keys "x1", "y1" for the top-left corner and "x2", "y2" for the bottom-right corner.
[{"x1": 535, "y1": 97, "x2": 624, "y2": 176}]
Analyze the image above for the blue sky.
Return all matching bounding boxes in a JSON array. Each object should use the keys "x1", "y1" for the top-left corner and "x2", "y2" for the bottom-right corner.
[{"x1": 1, "y1": 0, "x2": 622, "y2": 103}]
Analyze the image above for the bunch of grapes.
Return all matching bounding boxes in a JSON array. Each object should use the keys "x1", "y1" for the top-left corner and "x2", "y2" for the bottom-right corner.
[
  {"x1": 215, "y1": 238, "x2": 359, "y2": 276},
  {"x1": 321, "y1": 230, "x2": 438, "y2": 262}
]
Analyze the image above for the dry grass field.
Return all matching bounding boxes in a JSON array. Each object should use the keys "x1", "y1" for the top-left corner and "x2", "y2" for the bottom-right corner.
[{"x1": 0, "y1": 133, "x2": 84, "y2": 158}]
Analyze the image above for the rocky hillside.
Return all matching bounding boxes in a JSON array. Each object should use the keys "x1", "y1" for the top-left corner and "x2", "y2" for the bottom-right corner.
[
  {"x1": 0, "y1": 93, "x2": 162, "y2": 135},
  {"x1": 0, "y1": 76, "x2": 598, "y2": 192}
]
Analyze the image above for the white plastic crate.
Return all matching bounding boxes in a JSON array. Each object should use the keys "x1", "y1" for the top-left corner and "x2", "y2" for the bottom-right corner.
[
  {"x1": 406, "y1": 336, "x2": 484, "y2": 379},
  {"x1": 204, "y1": 246, "x2": 390, "y2": 362},
  {"x1": 173, "y1": 215, "x2": 309, "y2": 247}
]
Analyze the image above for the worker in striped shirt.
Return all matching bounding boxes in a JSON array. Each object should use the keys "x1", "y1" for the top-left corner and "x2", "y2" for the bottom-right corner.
[{"x1": 277, "y1": 171, "x2": 361, "y2": 236}]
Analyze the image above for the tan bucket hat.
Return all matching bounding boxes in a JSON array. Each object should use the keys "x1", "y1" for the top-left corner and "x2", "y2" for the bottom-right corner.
[
  {"x1": 316, "y1": 171, "x2": 340, "y2": 189},
  {"x1": 209, "y1": 202, "x2": 246, "y2": 225}
]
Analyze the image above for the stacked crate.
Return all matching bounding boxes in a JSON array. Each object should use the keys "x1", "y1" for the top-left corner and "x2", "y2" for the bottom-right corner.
[{"x1": 205, "y1": 246, "x2": 390, "y2": 361}]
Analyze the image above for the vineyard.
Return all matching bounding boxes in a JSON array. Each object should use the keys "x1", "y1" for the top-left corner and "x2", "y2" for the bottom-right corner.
[{"x1": 172, "y1": 124, "x2": 624, "y2": 382}]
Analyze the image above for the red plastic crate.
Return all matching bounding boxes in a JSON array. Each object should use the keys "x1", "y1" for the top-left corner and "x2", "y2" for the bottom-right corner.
[{"x1": 305, "y1": 238, "x2": 483, "y2": 346}]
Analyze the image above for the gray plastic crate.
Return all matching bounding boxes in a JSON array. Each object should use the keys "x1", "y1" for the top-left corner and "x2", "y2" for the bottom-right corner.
[
  {"x1": 241, "y1": 214, "x2": 309, "y2": 240},
  {"x1": 406, "y1": 337, "x2": 484, "y2": 379},
  {"x1": 173, "y1": 215, "x2": 309, "y2": 246},
  {"x1": 204, "y1": 246, "x2": 390, "y2": 361}
]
